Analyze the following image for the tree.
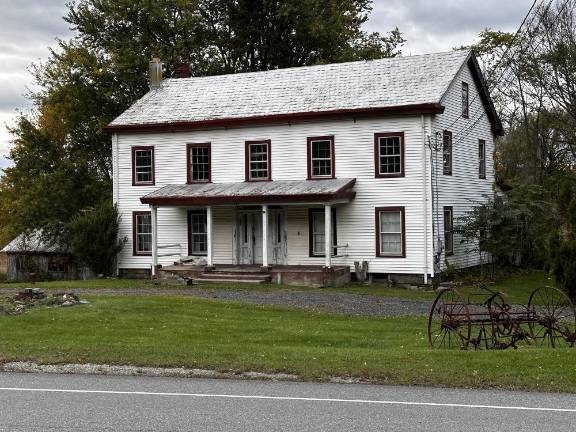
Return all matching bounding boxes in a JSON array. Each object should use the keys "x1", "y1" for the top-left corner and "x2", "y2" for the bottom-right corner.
[
  {"x1": 1, "y1": 0, "x2": 405, "y2": 245},
  {"x1": 65, "y1": 202, "x2": 125, "y2": 276}
]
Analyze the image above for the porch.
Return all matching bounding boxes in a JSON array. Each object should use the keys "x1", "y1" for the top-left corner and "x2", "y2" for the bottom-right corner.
[
  {"x1": 139, "y1": 179, "x2": 356, "y2": 287},
  {"x1": 157, "y1": 264, "x2": 351, "y2": 288}
]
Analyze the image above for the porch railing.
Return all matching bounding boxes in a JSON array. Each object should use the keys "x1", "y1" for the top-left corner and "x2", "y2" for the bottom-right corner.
[{"x1": 157, "y1": 243, "x2": 184, "y2": 258}]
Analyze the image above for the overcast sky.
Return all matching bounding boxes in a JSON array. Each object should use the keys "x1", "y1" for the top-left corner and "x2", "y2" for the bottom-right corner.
[{"x1": 0, "y1": 0, "x2": 533, "y2": 172}]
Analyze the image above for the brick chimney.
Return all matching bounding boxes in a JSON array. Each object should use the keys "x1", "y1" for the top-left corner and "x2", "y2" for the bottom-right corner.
[{"x1": 173, "y1": 63, "x2": 191, "y2": 78}]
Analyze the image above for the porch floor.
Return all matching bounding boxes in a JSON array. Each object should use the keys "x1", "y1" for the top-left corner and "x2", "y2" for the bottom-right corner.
[{"x1": 158, "y1": 264, "x2": 351, "y2": 288}]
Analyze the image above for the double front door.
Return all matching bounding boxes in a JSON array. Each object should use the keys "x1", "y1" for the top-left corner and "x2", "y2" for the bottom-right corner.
[{"x1": 238, "y1": 209, "x2": 286, "y2": 265}]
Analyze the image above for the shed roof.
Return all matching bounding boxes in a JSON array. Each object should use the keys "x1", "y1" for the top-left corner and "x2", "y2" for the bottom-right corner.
[
  {"x1": 1, "y1": 231, "x2": 67, "y2": 254},
  {"x1": 140, "y1": 179, "x2": 356, "y2": 206},
  {"x1": 107, "y1": 50, "x2": 487, "y2": 132}
]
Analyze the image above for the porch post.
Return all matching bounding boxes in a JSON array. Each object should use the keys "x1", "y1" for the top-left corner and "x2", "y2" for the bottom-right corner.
[
  {"x1": 206, "y1": 206, "x2": 213, "y2": 267},
  {"x1": 325, "y1": 204, "x2": 332, "y2": 268},
  {"x1": 262, "y1": 205, "x2": 269, "y2": 268},
  {"x1": 151, "y1": 205, "x2": 158, "y2": 277}
]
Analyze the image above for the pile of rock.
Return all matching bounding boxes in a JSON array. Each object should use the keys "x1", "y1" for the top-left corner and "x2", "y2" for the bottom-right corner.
[{"x1": 0, "y1": 288, "x2": 88, "y2": 316}]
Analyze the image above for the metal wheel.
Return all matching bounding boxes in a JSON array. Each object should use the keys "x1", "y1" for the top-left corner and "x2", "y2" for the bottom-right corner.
[
  {"x1": 528, "y1": 286, "x2": 576, "y2": 348},
  {"x1": 428, "y1": 288, "x2": 472, "y2": 349}
]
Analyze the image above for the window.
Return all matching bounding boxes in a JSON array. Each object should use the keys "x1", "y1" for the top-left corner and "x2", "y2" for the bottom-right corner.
[
  {"x1": 444, "y1": 207, "x2": 454, "y2": 256},
  {"x1": 307, "y1": 136, "x2": 335, "y2": 179},
  {"x1": 479, "y1": 139, "x2": 486, "y2": 179},
  {"x1": 48, "y1": 257, "x2": 69, "y2": 273},
  {"x1": 187, "y1": 143, "x2": 211, "y2": 183},
  {"x1": 132, "y1": 146, "x2": 154, "y2": 186},
  {"x1": 376, "y1": 207, "x2": 405, "y2": 258},
  {"x1": 374, "y1": 133, "x2": 404, "y2": 178},
  {"x1": 308, "y1": 209, "x2": 337, "y2": 257},
  {"x1": 443, "y1": 130, "x2": 452, "y2": 175},
  {"x1": 188, "y1": 210, "x2": 208, "y2": 255},
  {"x1": 462, "y1": 82, "x2": 469, "y2": 118},
  {"x1": 133, "y1": 212, "x2": 152, "y2": 256},
  {"x1": 245, "y1": 140, "x2": 271, "y2": 181}
]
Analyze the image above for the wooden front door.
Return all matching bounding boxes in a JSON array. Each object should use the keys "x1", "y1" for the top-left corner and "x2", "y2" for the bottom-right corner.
[{"x1": 237, "y1": 209, "x2": 286, "y2": 265}]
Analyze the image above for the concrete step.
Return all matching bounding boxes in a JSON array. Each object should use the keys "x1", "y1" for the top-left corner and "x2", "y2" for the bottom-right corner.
[
  {"x1": 199, "y1": 272, "x2": 271, "y2": 282},
  {"x1": 194, "y1": 277, "x2": 270, "y2": 284}
]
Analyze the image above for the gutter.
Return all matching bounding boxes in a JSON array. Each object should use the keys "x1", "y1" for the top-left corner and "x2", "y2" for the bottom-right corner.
[{"x1": 103, "y1": 103, "x2": 445, "y2": 134}]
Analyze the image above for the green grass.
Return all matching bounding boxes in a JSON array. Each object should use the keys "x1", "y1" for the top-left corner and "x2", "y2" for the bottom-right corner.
[
  {"x1": 1, "y1": 295, "x2": 575, "y2": 393},
  {"x1": 0, "y1": 278, "x2": 175, "y2": 290}
]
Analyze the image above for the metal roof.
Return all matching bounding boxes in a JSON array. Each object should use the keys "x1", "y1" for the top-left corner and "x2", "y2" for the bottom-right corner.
[
  {"x1": 1, "y1": 230, "x2": 67, "y2": 254},
  {"x1": 140, "y1": 179, "x2": 356, "y2": 206},
  {"x1": 108, "y1": 50, "x2": 471, "y2": 129}
]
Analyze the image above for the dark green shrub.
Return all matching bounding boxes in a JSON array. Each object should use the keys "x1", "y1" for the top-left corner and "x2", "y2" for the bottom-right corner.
[{"x1": 65, "y1": 202, "x2": 124, "y2": 276}]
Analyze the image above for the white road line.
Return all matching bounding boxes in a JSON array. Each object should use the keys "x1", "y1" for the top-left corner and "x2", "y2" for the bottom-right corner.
[{"x1": 0, "y1": 387, "x2": 574, "y2": 413}]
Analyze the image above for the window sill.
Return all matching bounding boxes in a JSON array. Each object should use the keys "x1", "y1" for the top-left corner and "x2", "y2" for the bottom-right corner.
[
  {"x1": 375, "y1": 173, "x2": 404, "y2": 179},
  {"x1": 376, "y1": 254, "x2": 406, "y2": 259},
  {"x1": 308, "y1": 175, "x2": 336, "y2": 181},
  {"x1": 133, "y1": 182, "x2": 155, "y2": 187},
  {"x1": 187, "y1": 180, "x2": 212, "y2": 185},
  {"x1": 245, "y1": 179, "x2": 272, "y2": 182},
  {"x1": 133, "y1": 252, "x2": 152, "y2": 257}
]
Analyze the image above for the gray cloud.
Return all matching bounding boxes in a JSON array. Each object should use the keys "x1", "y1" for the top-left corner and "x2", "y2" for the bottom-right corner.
[{"x1": 367, "y1": 0, "x2": 533, "y2": 53}]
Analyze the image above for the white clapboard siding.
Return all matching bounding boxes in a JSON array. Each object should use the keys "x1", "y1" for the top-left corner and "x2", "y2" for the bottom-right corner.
[
  {"x1": 114, "y1": 115, "x2": 433, "y2": 276},
  {"x1": 432, "y1": 63, "x2": 496, "y2": 269}
]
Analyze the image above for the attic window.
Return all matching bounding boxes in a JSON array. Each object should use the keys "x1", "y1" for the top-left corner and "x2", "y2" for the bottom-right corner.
[
  {"x1": 462, "y1": 82, "x2": 469, "y2": 118},
  {"x1": 132, "y1": 146, "x2": 155, "y2": 186},
  {"x1": 245, "y1": 140, "x2": 271, "y2": 181},
  {"x1": 443, "y1": 130, "x2": 452, "y2": 176}
]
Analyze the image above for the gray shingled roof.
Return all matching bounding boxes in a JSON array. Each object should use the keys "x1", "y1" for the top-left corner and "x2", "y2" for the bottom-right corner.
[
  {"x1": 110, "y1": 50, "x2": 470, "y2": 127},
  {"x1": 1, "y1": 231, "x2": 66, "y2": 254},
  {"x1": 140, "y1": 179, "x2": 356, "y2": 205}
]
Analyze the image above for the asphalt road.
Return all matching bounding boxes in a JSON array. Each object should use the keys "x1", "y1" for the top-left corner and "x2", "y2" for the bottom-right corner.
[{"x1": 0, "y1": 372, "x2": 575, "y2": 431}]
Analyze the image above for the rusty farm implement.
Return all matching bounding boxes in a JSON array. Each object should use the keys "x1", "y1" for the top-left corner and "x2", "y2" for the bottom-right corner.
[{"x1": 428, "y1": 285, "x2": 576, "y2": 349}]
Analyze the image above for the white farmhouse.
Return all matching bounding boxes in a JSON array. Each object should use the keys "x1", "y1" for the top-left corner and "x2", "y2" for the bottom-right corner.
[{"x1": 105, "y1": 50, "x2": 503, "y2": 286}]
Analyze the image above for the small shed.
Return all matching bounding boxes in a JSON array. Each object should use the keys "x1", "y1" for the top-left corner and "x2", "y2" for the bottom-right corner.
[{"x1": 1, "y1": 231, "x2": 89, "y2": 281}]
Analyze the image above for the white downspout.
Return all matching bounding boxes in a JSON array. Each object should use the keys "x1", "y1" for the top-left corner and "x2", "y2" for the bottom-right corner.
[
  {"x1": 113, "y1": 133, "x2": 120, "y2": 276},
  {"x1": 421, "y1": 115, "x2": 429, "y2": 284}
]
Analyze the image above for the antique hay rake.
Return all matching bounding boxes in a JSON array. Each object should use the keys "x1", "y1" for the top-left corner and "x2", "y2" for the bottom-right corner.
[{"x1": 428, "y1": 285, "x2": 576, "y2": 349}]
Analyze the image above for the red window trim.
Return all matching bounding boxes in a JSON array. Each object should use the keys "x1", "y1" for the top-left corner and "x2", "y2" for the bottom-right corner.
[
  {"x1": 478, "y1": 139, "x2": 486, "y2": 179},
  {"x1": 186, "y1": 142, "x2": 212, "y2": 184},
  {"x1": 307, "y1": 136, "x2": 335, "y2": 180},
  {"x1": 375, "y1": 206, "x2": 406, "y2": 258},
  {"x1": 444, "y1": 206, "x2": 454, "y2": 256},
  {"x1": 132, "y1": 211, "x2": 152, "y2": 256},
  {"x1": 374, "y1": 132, "x2": 405, "y2": 178},
  {"x1": 443, "y1": 130, "x2": 453, "y2": 176},
  {"x1": 462, "y1": 82, "x2": 470, "y2": 119},
  {"x1": 307, "y1": 208, "x2": 338, "y2": 257},
  {"x1": 132, "y1": 146, "x2": 155, "y2": 186},
  {"x1": 245, "y1": 140, "x2": 272, "y2": 182}
]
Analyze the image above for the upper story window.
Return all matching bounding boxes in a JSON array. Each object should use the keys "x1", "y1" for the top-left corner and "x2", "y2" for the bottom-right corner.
[
  {"x1": 444, "y1": 206, "x2": 454, "y2": 256},
  {"x1": 245, "y1": 140, "x2": 271, "y2": 181},
  {"x1": 376, "y1": 207, "x2": 406, "y2": 258},
  {"x1": 374, "y1": 132, "x2": 405, "y2": 178},
  {"x1": 478, "y1": 139, "x2": 486, "y2": 179},
  {"x1": 133, "y1": 211, "x2": 152, "y2": 256},
  {"x1": 187, "y1": 143, "x2": 211, "y2": 183},
  {"x1": 132, "y1": 146, "x2": 155, "y2": 186},
  {"x1": 462, "y1": 82, "x2": 469, "y2": 118},
  {"x1": 307, "y1": 136, "x2": 335, "y2": 179},
  {"x1": 443, "y1": 130, "x2": 452, "y2": 176}
]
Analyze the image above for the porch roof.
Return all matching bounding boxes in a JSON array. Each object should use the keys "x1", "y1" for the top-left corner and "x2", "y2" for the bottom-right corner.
[{"x1": 140, "y1": 178, "x2": 356, "y2": 206}]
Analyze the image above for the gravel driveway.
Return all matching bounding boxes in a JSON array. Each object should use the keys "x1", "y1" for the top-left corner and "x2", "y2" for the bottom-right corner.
[{"x1": 0, "y1": 287, "x2": 431, "y2": 317}]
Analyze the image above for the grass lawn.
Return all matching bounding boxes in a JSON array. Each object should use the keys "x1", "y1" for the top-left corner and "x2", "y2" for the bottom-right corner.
[{"x1": 1, "y1": 295, "x2": 575, "y2": 393}]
